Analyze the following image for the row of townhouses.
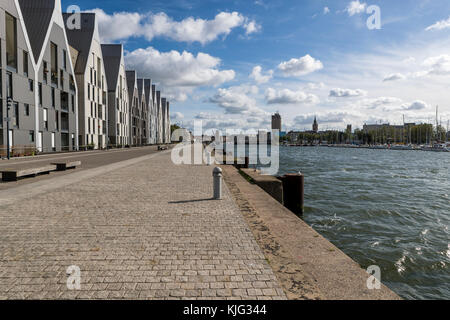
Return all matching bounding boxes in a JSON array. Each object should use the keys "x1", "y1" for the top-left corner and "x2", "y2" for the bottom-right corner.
[{"x1": 0, "y1": 0, "x2": 171, "y2": 154}]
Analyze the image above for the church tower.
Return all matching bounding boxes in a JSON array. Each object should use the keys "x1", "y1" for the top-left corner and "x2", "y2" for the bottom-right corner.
[{"x1": 313, "y1": 117, "x2": 319, "y2": 133}]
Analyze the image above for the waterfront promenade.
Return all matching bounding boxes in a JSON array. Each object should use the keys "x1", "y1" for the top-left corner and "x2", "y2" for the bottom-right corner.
[{"x1": 0, "y1": 147, "x2": 286, "y2": 299}]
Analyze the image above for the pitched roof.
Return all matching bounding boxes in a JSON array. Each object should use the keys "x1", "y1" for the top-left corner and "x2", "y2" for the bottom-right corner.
[
  {"x1": 101, "y1": 44, "x2": 122, "y2": 92},
  {"x1": 18, "y1": 0, "x2": 55, "y2": 63},
  {"x1": 152, "y1": 85, "x2": 156, "y2": 102},
  {"x1": 126, "y1": 70, "x2": 137, "y2": 101},
  {"x1": 137, "y1": 79, "x2": 145, "y2": 100},
  {"x1": 62, "y1": 12, "x2": 96, "y2": 74},
  {"x1": 144, "y1": 79, "x2": 152, "y2": 106}
]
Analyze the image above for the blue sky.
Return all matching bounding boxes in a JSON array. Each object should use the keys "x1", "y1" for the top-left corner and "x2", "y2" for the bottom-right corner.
[{"x1": 61, "y1": 0, "x2": 450, "y2": 132}]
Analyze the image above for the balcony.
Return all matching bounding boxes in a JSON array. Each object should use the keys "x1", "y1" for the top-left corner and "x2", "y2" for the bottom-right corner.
[
  {"x1": 61, "y1": 113, "x2": 69, "y2": 132},
  {"x1": 51, "y1": 71, "x2": 58, "y2": 86},
  {"x1": 61, "y1": 92, "x2": 69, "y2": 111}
]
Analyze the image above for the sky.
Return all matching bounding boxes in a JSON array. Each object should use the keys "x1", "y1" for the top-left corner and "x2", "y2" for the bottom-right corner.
[{"x1": 61, "y1": 0, "x2": 450, "y2": 133}]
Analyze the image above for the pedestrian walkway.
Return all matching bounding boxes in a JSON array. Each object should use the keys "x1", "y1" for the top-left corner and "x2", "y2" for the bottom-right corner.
[{"x1": 0, "y1": 150, "x2": 286, "y2": 300}]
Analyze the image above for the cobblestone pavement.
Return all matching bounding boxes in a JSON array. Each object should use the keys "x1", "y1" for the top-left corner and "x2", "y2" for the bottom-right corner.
[{"x1": 0, "y1": 150, "x2": 286, "y2": 300}]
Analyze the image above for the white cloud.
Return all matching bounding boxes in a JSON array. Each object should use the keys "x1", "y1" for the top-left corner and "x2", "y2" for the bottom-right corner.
[
  {"x1": 278, "y1": 54, "x2": 323, "y2": 77},
  {"x1": 90, "y1": 9, "x2": 259, "y2": 44},
  {"x1": 125, "y1": 47, "x2": 235, "y2": 88},
  {"x1": 293, "y1": 112, "x2": 350, "y2": 126},
  {"x1": 402, "y1": 100, "x2": 429, "y2": 111},
  {"x1": 423, "y1": 55, "x2": 450, "y2": 75},
  {"x1": 324, "y1": 7, "x2": 330, "y2": 15},
  {"x1": 193, "y1": 112, "x2": 268, "y2": 132},
  {"x1": 329, "y1": 88, "x2": 367, "y2": 98},
  {"x1": 265, "y1": 88, "x2": 319, "y2": 105},
  {"x1": 383, "y1": 73, "x2": 406, "y2": 82},
  {"x1": 363, "y1": 97, "x2": 403, "y2": 109},
  {"x1": 249, "y1": 66, "x2": 273, "y2": 84},
  {"x1": 425, "y1": 16, "x2": 450, "y2": 31},
  {"x1": 381, "y1": 100, "x2": 429, "y2": 112},
  {"x1": 305, "y1": 82, "x2": 325, "y2": 90},
  {"x1": 244, "y1": 20, "x2": 261, "y2": 35},
  {"x1": 171, "y1": 112, "x2": 185, "y2": 120},
  {"x1": 208, "y1": 85, "x2": 263, "y2": 115},
  {"x1": 346, "y1": 1, "x2": 367, "y2": 16}
]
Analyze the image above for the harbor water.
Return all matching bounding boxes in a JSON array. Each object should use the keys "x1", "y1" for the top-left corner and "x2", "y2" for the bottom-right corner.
[{"x1": 277, "y1": 146, "x2": 449, "y2": 300}]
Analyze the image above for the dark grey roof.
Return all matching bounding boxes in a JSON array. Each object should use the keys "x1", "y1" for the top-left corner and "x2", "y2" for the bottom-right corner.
[
  {"x1": 62, "y1": 13, "x2": 96, "y2": 74},
  {"x1": 137, "y1": 79, "x2": 144, "y2": 100},
  {"x1": 102, "y1": 44, "x2": 122, "y2": 92},
  {"x1": 126, "y1": 70, "x2": 137, "y2": 101},
  {"x1": 144, "y1": 79, "x2": 152, "y2": 106},
  {"x1": 161, "y1": 98, "x2": 167, "y2": 113},
  {"x1": 18, "y1": 0, "x2": 55, "y2": 63},
  {"x1": 152, "y1": 85, "x2": 156, "y2": 102}
]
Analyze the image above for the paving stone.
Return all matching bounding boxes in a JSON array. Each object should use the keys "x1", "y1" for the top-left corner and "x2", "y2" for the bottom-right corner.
[{"x1": 0, "y1": 150, "x2": 286, "y2": 300}]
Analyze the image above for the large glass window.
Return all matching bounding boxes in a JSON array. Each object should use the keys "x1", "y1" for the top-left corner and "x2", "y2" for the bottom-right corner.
[
  {"x1": 6, "y1": 72, "x2": 13, "y2": 98},
  {"x1": 12, "y1": 102, "x2": 19, "y2": 127},
  {"x1": 23, "y1": 51, "x2": 28, "y2": 76},
  {"x1": 51, "y1": 42, "x2": 58, "y2": 85},
  {"x1": 6, "y1": 13, "x2": 17, "y2": 70},
  {"x1": 63, "y1": 50, "x2": 67, "y2": 70}
]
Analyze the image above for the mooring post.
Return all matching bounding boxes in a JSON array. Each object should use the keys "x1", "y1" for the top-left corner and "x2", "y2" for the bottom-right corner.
[
  {"x1": 213, "y1": 167, "x2": 223, "y2": 200},
  {"x1": 281, "y1": 173, "x2": 304, "y2": 215},
  {"x1": 244, "y1": 156, "x2": 249, "y2": 169}
]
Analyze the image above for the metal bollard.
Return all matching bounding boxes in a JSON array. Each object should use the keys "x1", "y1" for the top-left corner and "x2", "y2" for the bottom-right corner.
[{"x1": 213, "y1": 167, "x2": 223, "y2": 200}]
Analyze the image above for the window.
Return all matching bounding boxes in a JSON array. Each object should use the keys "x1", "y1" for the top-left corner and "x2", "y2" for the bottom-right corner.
[
  {"x1": 24, "y1": 104, "x2": 30, "y2": 116},
  {"x1": 60, "y1": 69, "x2": 64, "y2": 88},
  {"x1": 51, "y1": 87, "x2": 55, "y2": 107},
  {"x1": 63, "y1": 50, "x2": 67, "y2": 70},
  {"x1": 23, "y1": 51, "x2": 28, "y2": 76},
  {"x1": 29, "y1": 130, "x2": 34, "y2": 143},
  {"x1": 6, "y1": 72, "x2": 13, "y2": 98},
  {"x1": 12, "y1": 102, "x2": 19, "y2": 127},
  {"x1": 38, "y1": 83, "x2": 42, "y2": 106},
  {"x1": 61, "y1": 92, "x2": 68, "y2": 111},
  {"x1": 29, "y1": 79, "x2": 34, "y2": 91},
  {"x1": 71, "y1": 94, "x2": 75, "y2": 112},
  {"x1": 43, "y1": 61, "x2": 48, "y2": 83},
  {"x1": 6, "y1": 13, "x2": 17, "y2": 70},
  {"x1": 87, "y1": 84, "x2": 90, "y2": 99},
  {"x1": 50, "y1": 42, "x2": 58, "y2": 85},
  {"x1": 88, "y1": 118, "x2": 91, "y2": 133},
  {"x1": 43, "y1": 108, "x2": 48, "y2": 130},
  {"x1": 55, "y1": 110, "x2": 59, "y2": 130},
  {"x1": 69, "y1": 75, "x2": 75, "y2": 91}
]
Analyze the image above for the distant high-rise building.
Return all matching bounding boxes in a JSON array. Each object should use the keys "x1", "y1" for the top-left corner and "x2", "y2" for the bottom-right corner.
[
  {"x1": 272, "y1": 113, "x2": 282, "y2": 131},
  {"x1": 313, "y1": 117, "x2": 319, "y2": 133}
]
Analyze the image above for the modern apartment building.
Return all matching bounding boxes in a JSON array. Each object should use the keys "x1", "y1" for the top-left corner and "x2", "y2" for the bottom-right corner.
[
  {"x1": 161, "y1": 97, "x2": 167, "y2": 144},
  {"x1": 1, "y1": 1, "x2": 170, "y2": 156},
  {"x1": 136, "y1": 78, "x2": 147, "y2": 145},
  {"x1": 63, "y1": 12, "x2": 108, "y2": 149},
  {"x1": 143, "y1": 79, "x2": 155, "y2": 145},
  {"x1": 125, "y1": 70, "x2": 139, "y2": 146},
  {"x1": 0, "y1": 0, "x2": 78, "y2": 154},
  {"x1": 165, "y1": 100, "x2": 171, "y2": 143},
  {"x1": 102, "y1": 44, "x2": 129, "y2": 147}
]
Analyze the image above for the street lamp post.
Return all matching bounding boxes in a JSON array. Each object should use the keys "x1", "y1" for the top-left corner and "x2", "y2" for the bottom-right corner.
[{"x1": 6, "y1": 97, "x2": 13, "y2": 160}]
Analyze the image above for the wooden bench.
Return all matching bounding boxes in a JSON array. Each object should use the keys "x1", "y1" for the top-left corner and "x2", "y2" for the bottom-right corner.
[
  {"x1": 1, "y1": 165, "x2": 57, "y2": 182},
  {"x1": 51, "y1": 161, "x2": 81, "y2": 171}
]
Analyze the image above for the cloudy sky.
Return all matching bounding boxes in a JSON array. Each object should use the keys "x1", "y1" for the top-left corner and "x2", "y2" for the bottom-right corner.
[{"x1": 62, "y1": 0, "x2": 450, "y2": 132}]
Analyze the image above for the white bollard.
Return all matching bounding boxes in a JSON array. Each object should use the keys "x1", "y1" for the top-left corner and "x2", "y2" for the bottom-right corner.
[
  {"x1": 213, "y1": 167, "x2": 223, "y2": 200},
  {"x1": 206, "y1": 151, "x2": 212, "y2": 166}
]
